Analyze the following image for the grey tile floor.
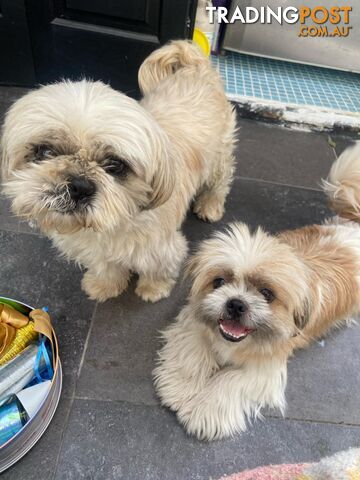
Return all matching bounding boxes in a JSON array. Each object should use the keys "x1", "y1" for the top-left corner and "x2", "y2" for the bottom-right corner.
[{"x1": 0, "y1": 87, "x2": 359, "y2": 480}]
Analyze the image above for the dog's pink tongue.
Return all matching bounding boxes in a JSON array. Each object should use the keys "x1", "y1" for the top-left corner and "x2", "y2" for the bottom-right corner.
[{"x1": 220, "y1": 319, "x2": 251, "y2": 336}]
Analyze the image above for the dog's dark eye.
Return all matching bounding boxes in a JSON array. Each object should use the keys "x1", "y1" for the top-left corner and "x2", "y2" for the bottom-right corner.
[
  {"x1": 259, "y1": 288, "x2": 274, "y2": 303},
  {"x1": 34, "y1": 144, "x2": 56, "y2": 161},
  {"x1": 104, "y1": 156, "x2": 130, "y2": 177},
  {"x1": 213, "y1": 277, "x2": 226, "y2": 289}
]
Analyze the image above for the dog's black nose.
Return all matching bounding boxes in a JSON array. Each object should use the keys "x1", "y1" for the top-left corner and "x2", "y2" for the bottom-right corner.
[
  {"x1": 226, "y1": 298, "x2": 247, "y2": 318},
  {"x1": 68, "y1": 176, "x2": 96, "y2": 202}
]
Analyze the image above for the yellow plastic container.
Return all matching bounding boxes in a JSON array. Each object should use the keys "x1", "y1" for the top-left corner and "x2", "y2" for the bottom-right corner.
[{"x1": 193, "y1": 28, "x2": 211, "y2": 57}]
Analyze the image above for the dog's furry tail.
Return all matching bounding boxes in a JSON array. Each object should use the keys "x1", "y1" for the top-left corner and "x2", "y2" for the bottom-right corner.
[
  {"x1": 138, "y1": 40, "x2": 209, "y2": 95},
  {"x1": 323, "y1": 142, "x2": 360, "y2": 221}
]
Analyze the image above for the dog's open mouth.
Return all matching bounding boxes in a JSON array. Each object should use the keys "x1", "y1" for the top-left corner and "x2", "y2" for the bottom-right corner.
[{"x1": 218, "y1": 318, "x2": 256, "y2": 342}]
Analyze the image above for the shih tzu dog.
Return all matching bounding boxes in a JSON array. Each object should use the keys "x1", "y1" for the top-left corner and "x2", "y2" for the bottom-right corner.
[
  {"x1": 1, "y1": 41, "x2": 236, "y2": 302},
  {"x1": 154, "y1": 143, "x2": 360, "y2": 440}
]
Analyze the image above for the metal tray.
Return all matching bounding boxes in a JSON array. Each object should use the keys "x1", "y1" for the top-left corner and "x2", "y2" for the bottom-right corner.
[{"x1": 0, "y1": 297, "x2": 62, "y2": 473}]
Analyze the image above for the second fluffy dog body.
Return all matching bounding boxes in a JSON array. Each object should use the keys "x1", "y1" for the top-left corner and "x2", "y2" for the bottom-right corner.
[
  {"x1": 154, "y1": 143, "x2": 360, "y2": 440},
  {"x1": 2, "y1": 41, "x2": 236, "y2": 302}
]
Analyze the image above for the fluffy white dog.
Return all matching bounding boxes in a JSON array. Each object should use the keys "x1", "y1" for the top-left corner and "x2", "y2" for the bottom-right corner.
[
  {"x1": 154, "y1": 143, "x2": 360, "y2": 440},
  {"x1": 1, "y1": 41, "x2": 236, "y2": 302}
]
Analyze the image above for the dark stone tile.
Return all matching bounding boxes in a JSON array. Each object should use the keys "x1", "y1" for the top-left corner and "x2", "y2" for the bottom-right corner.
[
  {"x1": 77, "y1": 179, "x2": 330, "y2": 404},
  {"x1": 279, "y1": 323, "x2": 360, "y2": 424},
  {"x1": 0, "y1": 195, "x2": 37, "y2": 235},
  {"x1": 54, "y1": 399, "x2": 360, "y2": 480},
  {"x1": 0, "y1": 230, "x2": 96, "y2": 398},
  {"x1": 184, "y1": 176, "x2": 331, "y2": 249},
  {"x1": 235, "y1": 118, "x2": 335, "y2": 189},
  {"x1": 328, "y1": 134, "x2": 358, "y2": 157},
  {"x1": 1, "y1": 397, "x2": 72, "y2": 480},
  {"x1": 75, "y1": 280, "x2": 187, "y2": 404}
]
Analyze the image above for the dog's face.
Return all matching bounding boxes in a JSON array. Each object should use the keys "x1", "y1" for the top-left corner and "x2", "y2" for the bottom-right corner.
[
  {"x1": 1, "y1": 80, "x2": 173, "y2": 233},
  {"x1": 188, "y1": 223, "x2": 310, "y2": 349}
]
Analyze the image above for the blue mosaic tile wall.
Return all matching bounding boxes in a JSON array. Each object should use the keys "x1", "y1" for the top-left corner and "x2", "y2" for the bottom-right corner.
[{"x1": 211, "y1": 51, "x2": 360, "y2": 113}]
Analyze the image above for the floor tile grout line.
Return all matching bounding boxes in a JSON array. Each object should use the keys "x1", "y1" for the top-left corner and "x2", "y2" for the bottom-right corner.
[
  {"x1": 51, "y1": 394, "x2": 76, "y2": 480},
  {"x1": 51, "y1": 302, "x2": 98, "y2": 480},
  {"x1": 264, "y1": 414, "x2": 360, "y2": 428},
  {"x1": 234, "y1": 175, "x2": 324, "y2": 192},
  {"x1": 74, "y1": 394, "x2": 156, "y2": 408},
  {"x1": 70, "y1": 396, "x2": 360, "y2": 428},
  {"x1": 77, "y1": 302, "x2": 98, "y2": 379},
  {"x1": 0, "y1": 226, "x2": 42, "y2": 237},
  {"x1": 73, "y1": 394, "x2": 157, "y2": 408}
]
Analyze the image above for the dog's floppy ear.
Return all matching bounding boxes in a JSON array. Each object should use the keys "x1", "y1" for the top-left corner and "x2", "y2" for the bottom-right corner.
[
  {"x1": 184, "y1": 252, "x2": 203, "y2": 297},
  {"x1": 184, "y1": 253, "x2": 199, "y2": 281},
  {"x1": 184, "y1": 249, "x2": 216, "y2": 298},
  {"x1": 293, "y1": 298, "x2": 311, "y2": 330},
  {"x1": 0, "y1": 137, "x2": 10, "y2": 182},
  {"x1": 147, "y1": 153, "x2": 175, "y2": 209}
]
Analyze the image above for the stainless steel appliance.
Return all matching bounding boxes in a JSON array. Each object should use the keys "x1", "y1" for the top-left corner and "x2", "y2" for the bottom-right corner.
[{"x1": 223, "y1": 0, "x2": 360, "y2": 73}]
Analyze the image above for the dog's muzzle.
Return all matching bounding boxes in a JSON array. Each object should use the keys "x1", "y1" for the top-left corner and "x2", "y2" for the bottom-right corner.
[
  {"x1": 68, "y1": 176, "x2": 96, "y2": 204},
  {"x1": 43, "y1": 176, "x2": 96, "y2": 215},
  {"x1": 218, "y1": 298, "x2": 256, "y2": 342}
]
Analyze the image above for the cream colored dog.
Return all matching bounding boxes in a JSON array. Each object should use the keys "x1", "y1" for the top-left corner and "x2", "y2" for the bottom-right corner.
[
  {"x1": 154, "y1": 143, "x2": 360, "y2": 440},
  {"x1": 1, "y1": 41, "x2": 236, "y2": 302}
]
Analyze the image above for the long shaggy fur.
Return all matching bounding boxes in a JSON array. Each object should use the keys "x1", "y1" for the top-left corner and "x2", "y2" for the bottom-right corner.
[
  {"x1": 138, "y1": 40, "x2": 209, "y2": 95},
  {"x1": 154, "y1": 143, "x2": 360, "y2": 440},
  {"x1": 324, "y1": 142, "x2": 360, "y2": 221},
  {"x1": 1, "y1": 41, "x2": 236, "y2": 302}
]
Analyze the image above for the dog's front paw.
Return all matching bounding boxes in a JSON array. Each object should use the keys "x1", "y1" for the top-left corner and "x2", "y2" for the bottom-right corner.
[
  {"x1": 193, "y1": 193, "x2": 225, "y2": 223},
  {"x1": 81, "y1": 271, "x2": 128, "y2": 302},
  {"x1": 178, "y1": 400, "x2": 246, "y2": 441},
  {"x1": 177, "y1": 406, "x2": 221, "y2": 441},
  {"x1": 135, "y1": 277, "x2": 175, "y2": 303}
]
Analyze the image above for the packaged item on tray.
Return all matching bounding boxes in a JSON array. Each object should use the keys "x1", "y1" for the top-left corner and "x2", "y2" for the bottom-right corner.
[
  {"x1": 0, "y1": 381, "x2": 52, "y2": 446},
  {"x1": 0, "y1": 340, "x2": 53, "y2": 405},
  {"x1": 0, "y1": 398, "x2": 28, "y2": 445}
]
